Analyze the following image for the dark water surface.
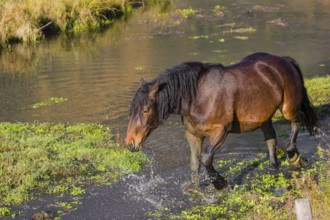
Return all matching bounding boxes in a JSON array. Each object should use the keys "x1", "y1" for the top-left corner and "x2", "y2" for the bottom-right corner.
[{"x1": 1, "y1": 0, "x2": 330, "y2": 219}]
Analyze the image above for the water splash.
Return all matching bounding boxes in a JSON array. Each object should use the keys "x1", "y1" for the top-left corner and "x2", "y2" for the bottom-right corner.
[
  {"x1": 123, "y1": 147, "x2": 186, "y2": 210},
  {"x1": 126, "y1": 174, "x2": 167, "y2": 209}
]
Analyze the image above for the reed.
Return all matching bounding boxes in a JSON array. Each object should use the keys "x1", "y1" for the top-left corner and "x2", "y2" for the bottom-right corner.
[{"x1": 0, "y1": 0, "x2": 162, "y2": 48}]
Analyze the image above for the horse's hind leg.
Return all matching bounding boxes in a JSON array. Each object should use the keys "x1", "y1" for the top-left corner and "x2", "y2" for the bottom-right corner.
[
  {"x1": 287, "y1": 120, "x2": 304, "y2": 165},
  {"x1": 283, "y1": 111, "x2": 307, "y2": 166},
  {"x1": 185, "y1": 130, "x2": 204, "y2": 187},
  {"x1": 261, "y1": 120, "x2": 278, "y2": 168}
]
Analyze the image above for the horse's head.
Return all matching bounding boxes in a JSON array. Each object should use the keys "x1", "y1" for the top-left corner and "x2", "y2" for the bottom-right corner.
[{"x1": 126, "y1": 79, "x2": 160, "y2": 151}]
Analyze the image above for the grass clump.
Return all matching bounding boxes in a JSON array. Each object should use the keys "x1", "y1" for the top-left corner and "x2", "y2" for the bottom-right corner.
[
  {"x1": 0, "y1": 0, "x2": 166, "y2": 47},
  {"x1": 0, "y1": 122, "x2": 148, "y2": 217}
]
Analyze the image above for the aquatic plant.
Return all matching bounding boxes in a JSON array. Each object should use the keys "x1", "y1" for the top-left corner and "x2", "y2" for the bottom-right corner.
[
  {"x1": 214, "y1": 5, "x2": 223, "y2": 12},
  {"x1": 0, "y1": 122, "x2": 148, "y2": 218},
  {"x1": 32, "y1": 97, "x2": 68, "y2": 108},
  {"x1": 189, "y1": 35, "x2": 209, "y2": 40},
  {"x1": 176, "y1": 7, "x2": 196, "y2": 19}
]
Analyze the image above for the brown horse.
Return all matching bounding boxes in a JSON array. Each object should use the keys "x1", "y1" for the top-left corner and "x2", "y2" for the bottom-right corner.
[{"x1": 126, "y1": 52, "x2": 318, "y2": 189}]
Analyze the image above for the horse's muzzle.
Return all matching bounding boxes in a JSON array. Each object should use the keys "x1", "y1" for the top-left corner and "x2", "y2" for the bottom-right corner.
[{"x1": 128, "y1": 143, "x2": 142, "y2": 152}]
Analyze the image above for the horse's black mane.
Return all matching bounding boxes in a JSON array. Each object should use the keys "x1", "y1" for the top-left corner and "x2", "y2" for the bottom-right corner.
[{"x1": 130, "y1": 62, "x2": 219, "y2": 123}]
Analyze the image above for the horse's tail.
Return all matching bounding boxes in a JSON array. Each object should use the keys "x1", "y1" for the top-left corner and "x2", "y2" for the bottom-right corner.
[{"x1": 284, "y1": 56, "x2": 319, "y2": 135}]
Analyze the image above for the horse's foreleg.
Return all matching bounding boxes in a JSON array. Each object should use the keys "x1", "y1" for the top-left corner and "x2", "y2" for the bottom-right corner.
[
  {"x1": 201, "y1": 126, "x2": 228, "y2": 190},
  {"x1": 185, "y1": 131, "x2": 204, "y2": 187},
  {"x1": 261, "y1": 120, "x2": 278, "y2": 168}
]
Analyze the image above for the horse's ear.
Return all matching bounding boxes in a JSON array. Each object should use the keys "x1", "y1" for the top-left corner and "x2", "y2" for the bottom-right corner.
[
  {"x1": 140, "y1": 76, "x2": 146, "y2": 86},
  {"x1": 148, "y1": 81, "x2": 160, "y2": 100}
]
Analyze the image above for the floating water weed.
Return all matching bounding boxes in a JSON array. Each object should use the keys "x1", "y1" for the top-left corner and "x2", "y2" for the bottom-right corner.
[
  {"x1": 189, "y1": 35, "x2": 209, "y2": 40},
  {"x1": 224, "y1": 27, "x2": 257, "y2": 34},
  {"x1": 234, "y1": 36, "x2": 249, "y2": 40},
  {"x1": 176, "y1": 7, "x2": 197, "y2": 19},
  {"x1": 32, "y1": 97, "x2": 68, "y2": 108},
  {"x1": 214, "y1": 5, "x2": 224, "y2": 12}
]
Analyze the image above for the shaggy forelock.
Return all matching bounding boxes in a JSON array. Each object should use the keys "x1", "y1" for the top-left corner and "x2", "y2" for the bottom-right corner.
[{"x1": 129, "y1": 83, "x2": 151, "y2": 117}]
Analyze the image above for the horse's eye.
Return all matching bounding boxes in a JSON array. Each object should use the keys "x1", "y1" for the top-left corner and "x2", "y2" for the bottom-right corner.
[
  {"x1": 142, "y1": 107, "x2": 149, "y2": 114},
  {"x1": 143, "y1": 109, "x2": 149, "y2": 114}
]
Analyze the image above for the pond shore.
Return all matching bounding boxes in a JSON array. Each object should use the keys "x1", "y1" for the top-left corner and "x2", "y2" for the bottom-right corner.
[{"x1": 0, "y1": 0, "x2": 167, "y2": 49}]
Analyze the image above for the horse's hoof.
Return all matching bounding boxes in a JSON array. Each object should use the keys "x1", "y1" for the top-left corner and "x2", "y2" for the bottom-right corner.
[
  {"x1": 287, "y1": 152, "x2": 308, "y2": 167},
  {"x1": 287, "y1": 152, "x2": 301, "y2": 166},
  {"x1": 270, "y1": 162, "x2": 279, "y2": 170},
  {"x1": 182, "y1": 182, "x2": 205, "y2": 198},
  {"x1": 212, "y1": 178, "x2": 228, "y2": 190}
]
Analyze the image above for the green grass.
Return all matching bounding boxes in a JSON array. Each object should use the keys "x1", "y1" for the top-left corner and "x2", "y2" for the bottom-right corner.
[
  {"x1": 305, "y1": 76, "x2": 330, "y2": 116},
  {"x1": 0, "y1": 0, "x2": 168, "y2": 48},
  {"x1": 0, "y1": 123, "x2": 148, "y2": 217}
]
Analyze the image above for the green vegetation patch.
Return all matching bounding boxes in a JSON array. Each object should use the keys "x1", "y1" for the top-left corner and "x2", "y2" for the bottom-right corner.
[
  {"x1": 305, "y1": 75, "x2": 330, "y2": 115},
  {"x1": 32, "y1": 97, "x2": 68, "y2": 109},
  {"x1": 149, "y1": 149, "x2": 330, "y2": 220},
  {"x1": 0, "y1": 0, "x2": 168, "y2": 47},
  {"x1": 0, "y1": 123, "x2": 148, "y2": 217},
  {"x1": 176, "y1": 7, "x2": 197, "y2": 19}
]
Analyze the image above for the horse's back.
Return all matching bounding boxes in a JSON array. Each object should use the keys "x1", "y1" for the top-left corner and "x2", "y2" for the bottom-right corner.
[
  {"x1": 240, "y1": 53, "x2": 305, "y2": 121},
  {"x1": 191, "y1": 53, "x2": 304, "y2": 133}
]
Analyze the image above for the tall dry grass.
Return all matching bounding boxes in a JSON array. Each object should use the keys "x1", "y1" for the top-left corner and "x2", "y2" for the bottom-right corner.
[{"x1": 0, "y1": 0, "x2": 151, "y2": 47}]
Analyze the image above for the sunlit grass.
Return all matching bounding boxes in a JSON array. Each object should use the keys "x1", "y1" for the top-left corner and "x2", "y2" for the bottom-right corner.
[
  {"x1": 0, "y1": 123, "x2": 148, "y2": 217},
  {"x1": 0, "y1": 0, "x2": 167, "y2": 47}
]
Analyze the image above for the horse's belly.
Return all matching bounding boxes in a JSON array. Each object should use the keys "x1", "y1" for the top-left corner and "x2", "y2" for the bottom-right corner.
[{"x1": 229, "y1": 120, "x2": 264, "y2": 133}]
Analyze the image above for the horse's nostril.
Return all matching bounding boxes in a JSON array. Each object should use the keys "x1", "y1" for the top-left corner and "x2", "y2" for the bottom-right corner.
[
  {"x1": 128, "y1": 143, "x2": 135, "y2": 152},
  {"x1": 128, "y1": 143, "x2": 138, "y2": 152}
]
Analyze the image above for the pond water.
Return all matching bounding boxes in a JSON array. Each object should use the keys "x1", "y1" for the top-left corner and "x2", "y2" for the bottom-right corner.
[{"x1": 1, "y1": 0, "x2": 330, "y2": 219}]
